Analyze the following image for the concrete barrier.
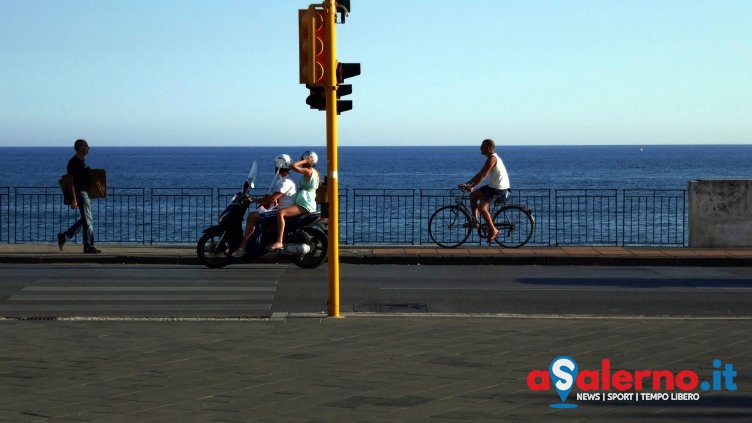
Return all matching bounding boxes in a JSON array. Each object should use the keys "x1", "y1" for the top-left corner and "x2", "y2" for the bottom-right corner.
[{"x1": 689, "y1": 180, "x2": 752, "y2": 247}]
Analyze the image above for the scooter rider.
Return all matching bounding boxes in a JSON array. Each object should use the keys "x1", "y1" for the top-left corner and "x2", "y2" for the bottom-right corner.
[
  {"x1": 233, "y1": 154, "x2": 296, "y2": 257},
  {"x1": 270, "y1": 151, "x2": 320, "y2": 251}
]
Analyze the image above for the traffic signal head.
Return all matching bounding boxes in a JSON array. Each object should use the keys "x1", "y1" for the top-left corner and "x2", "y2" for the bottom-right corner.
[
  {"x1": 336, "y1": 0, "x2": 350, "y2": 23},
  {"x1": 305, "y1": 85, "x2": 353, "y2": 115},
  {"x1": 336, "y1": 62, "x2": 361, "y2": 84},
  {"x1": 305, "y1": 85, "x2": 326, "y2": 110},
  {"x1": 333, "y1": 62, "x2": 360, "y2": 113},
  {"x1": 298, "y1": 7, "x2": 326, "y2": 85}
]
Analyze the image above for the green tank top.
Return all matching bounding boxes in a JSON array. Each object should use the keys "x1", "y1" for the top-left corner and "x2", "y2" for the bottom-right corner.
[{"x1": 295, "y1": 170, "x2": 319, "y2": 213}]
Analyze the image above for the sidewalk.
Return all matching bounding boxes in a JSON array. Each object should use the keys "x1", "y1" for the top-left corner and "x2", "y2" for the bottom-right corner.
[
  {"x1": 1, "y1": 243, "x2": 752, "y2": 266},
  {"x1": 1, "y1": 316, "x2": 750, "y2": 422}
]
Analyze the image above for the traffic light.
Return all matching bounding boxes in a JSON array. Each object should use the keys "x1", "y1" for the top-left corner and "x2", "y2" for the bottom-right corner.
[
  {"x1": 298, "y1": 5, "x2": 360, "y2": 114},
  {"x1": 335, "y1": 62, "x2": 360, "y2": 113},
  {"x1": 336, "y1": 0, "x2": 350, "y2": 23},
  {"x1": 304, "y1": 62, "x2": 360, "y2": 114},
  {"x1": 305, "y1": 84, "x2": 326, "y2": 110},
  {"x1": 305, "y1": 84, "x2": 353, "y2": 115},
  {"x1": 298, "y1": 7, "x2": 326, "y2": 85}
]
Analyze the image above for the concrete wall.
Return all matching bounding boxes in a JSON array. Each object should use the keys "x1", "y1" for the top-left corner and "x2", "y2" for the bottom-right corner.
[{"x1": 689, "y1": 180, "x2": 752, "y2": 248}]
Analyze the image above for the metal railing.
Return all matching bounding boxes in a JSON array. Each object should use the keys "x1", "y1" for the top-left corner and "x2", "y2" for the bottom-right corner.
[
  {"x1": 0, "y1": 186, "x2": 688, "y2": 246},
  {"x1": 0, "y1": 187, "x2": 9, "y2": 243}
]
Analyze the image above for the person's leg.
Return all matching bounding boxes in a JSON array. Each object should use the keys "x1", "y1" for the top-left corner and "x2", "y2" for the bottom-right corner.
[
  {"x1": 469, "y1": 190, "x2": 483, "y2": 227},
  {"x1": 79, "y1": 191, "x2": 96, "y2": 251},
  {"x1": 236, "y1": 212, "x2": 259, "y2": 253},
  {"x1": 272, "y1": 206, "x2": 304, "y2": 249},
  {"x1": 64, "y1": 192, "x2": 84, "y2": 240},
  {"x1": 63, "y1": 216, "x2": 83, "y2": 241},
  {"x1": 479, "y1": 199, "x2": 498, "y2": 241},
  {"x1": 59, "y1": 215, "x2": 81, "y2": 251}
]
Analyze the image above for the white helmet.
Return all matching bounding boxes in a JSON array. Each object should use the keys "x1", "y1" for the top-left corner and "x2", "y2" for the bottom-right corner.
[
  {"x1": 274, "y1": 154, "x2": 291, "y2": 170},
  {"x1": 301, "y1": 150, "x2": 318, "y2": 166}
]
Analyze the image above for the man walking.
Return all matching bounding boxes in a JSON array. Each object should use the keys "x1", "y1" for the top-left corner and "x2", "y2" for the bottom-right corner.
[{"x1": 58, "y1": 139, "x2": 101, "y2": 254}]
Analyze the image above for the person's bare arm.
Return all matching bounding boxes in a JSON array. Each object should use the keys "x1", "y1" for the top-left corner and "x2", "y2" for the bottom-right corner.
[{"x1": 461, "y1": 155, "x2": 497, "y2": 191}]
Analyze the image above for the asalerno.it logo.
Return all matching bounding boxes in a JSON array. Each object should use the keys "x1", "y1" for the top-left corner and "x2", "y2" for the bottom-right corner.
[{"x1": 528, "y1": 356, "x2": 737, "y2": 408}]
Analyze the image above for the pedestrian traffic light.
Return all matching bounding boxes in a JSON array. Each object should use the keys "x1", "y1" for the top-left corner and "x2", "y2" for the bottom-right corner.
[{"x1": 298, "y1": 7, "x2": 326, "y2": 85}]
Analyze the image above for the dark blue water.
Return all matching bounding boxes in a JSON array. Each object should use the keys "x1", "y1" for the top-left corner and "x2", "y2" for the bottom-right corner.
[{"x1": 2, "y1": 145, "x2": 751, "y2": 190}]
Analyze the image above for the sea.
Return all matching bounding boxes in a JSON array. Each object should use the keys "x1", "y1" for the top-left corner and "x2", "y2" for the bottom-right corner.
[{"x1": 1, "y1": 145, "x2": 752, "y2": 191}]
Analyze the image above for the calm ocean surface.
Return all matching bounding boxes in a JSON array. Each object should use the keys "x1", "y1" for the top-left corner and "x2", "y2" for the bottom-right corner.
[{"x1": 2, "y1": 145, "x2": 751, "y2": 191}]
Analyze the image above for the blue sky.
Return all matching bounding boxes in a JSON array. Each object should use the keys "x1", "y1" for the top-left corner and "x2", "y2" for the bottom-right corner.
[{"x1": 1, "y1": 0, "x2": 750, "y2": 147}]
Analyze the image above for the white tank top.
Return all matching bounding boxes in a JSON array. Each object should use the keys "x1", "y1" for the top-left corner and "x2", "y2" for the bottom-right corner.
[{"x1": 488, "y1": 153, "x2": 510, "y2": 190}]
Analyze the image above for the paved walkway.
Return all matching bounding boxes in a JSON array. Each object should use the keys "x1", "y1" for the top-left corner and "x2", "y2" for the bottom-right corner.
[
  {"x1": 1, "y1": 317, "x2": 750, "y2": 422},
  {"x1": 2, "y1": 243, "x2": 752, "y2": 266}
]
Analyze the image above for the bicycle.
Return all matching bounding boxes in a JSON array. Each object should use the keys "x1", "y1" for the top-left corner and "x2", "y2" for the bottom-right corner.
[{"x1": 428, "y1": 187, "x2": 535, "y2": 248}]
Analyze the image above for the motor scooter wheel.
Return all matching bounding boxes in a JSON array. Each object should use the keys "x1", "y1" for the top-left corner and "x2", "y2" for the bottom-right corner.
[
  {"x1": 291, "y1": 227, "x2": 328, "y2": 269},
  {"x1": 197, "y1": 228, "x2": 233, "y2": 269}
]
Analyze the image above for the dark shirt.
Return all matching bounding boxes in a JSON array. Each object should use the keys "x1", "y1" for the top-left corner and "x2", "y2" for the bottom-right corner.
[{"x1": 67, "y1": 155, "x2": 89, "y2": 192}]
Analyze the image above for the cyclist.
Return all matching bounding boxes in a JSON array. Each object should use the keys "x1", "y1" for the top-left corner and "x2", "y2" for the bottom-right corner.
[{"x1": 459, "y1": 139, "x2": 511, "y2": 242}]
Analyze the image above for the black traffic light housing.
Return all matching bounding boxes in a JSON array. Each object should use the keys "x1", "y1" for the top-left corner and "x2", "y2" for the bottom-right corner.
[
  {"x1": 305, "y1": 85, "x2": 326, "y2": 110},
  {"x1": 336, "y1": 62, "x2": 360, "y2": 84},
  {"x1": 304, "y1": 62, "x2": 360, "y2": 115},
  {"x1": 334, "y1": 62, "x2": 360, "y2": 113},
  {"x1": 305, "y1": 84, "x2": 353, "y2": 115},
  {"x1": 337, "y1": 0, "x2": 350, "y2": 23}
]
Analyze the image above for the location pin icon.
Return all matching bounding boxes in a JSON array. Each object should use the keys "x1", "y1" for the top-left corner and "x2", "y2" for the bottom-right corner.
[{"x1": 549, "y1": 356, "x2": 579, "y2": 408}]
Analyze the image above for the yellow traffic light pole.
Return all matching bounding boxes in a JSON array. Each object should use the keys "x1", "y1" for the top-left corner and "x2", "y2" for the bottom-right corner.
[{"x1": 324, "y1": 0, "x2": 341, "y2": 317}]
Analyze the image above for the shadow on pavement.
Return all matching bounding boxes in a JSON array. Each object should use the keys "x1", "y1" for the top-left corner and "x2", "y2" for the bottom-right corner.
[{"x1": 517, "y1": 277, "x2": 752, "y2": 289}]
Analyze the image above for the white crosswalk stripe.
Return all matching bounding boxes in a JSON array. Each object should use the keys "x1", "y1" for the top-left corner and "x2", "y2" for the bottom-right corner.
[{"x1": 0, "y1": 265, "x2": 286, "y2": 318}]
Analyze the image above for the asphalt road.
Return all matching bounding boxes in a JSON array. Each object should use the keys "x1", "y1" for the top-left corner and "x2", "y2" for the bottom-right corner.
[{"x1": 1, "y1": 263, "x2": 751, "y2": 318}]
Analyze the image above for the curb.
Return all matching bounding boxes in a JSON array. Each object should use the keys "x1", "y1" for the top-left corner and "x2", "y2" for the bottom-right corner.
[
  {"x1": 340, "y1": 254, "x2": 752, "y2": 267},
  {"x1": 1, "y1": 253, "x2": 750, "y2": 266},
  {"x1": 0, "y1": 255, "x2": 202, "y2": 265}
]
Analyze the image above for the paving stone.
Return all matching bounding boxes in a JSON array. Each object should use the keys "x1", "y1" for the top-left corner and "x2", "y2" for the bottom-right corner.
[{"x1": 1, "y1": 317, "x2": 751, "y2": 422}]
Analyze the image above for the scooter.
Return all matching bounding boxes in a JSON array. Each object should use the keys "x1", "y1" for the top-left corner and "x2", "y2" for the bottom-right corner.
[{"x1": 196, "y1": 161, "x2": 328, "y2": 269}]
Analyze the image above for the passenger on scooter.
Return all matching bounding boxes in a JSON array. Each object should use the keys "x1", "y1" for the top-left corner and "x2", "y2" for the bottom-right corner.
[
  {"x1": 233, "y1": 154, "x2": 296, "y2": 257},
  {"x1": 269, "y1": 151, "x2": 320, "y2": 251}
]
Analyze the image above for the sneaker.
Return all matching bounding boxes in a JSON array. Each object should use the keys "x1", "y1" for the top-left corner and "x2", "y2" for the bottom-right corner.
[
  {"x1": 84, "y1": 247, "x2": 102, "y2": 254},
  {"x1": 57, "y1": 233, "x2": 66, "y2": 251},
  {"x1": 231, "y1": 248, "x2": 246, "y2": 258}
]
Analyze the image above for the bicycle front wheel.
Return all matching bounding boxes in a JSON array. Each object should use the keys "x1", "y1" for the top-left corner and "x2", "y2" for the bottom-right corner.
[
  {"x1": 493, "y1": 205, "x2": 535, "y2": 248},
  {"x1": 428, "y1": 206, "x2": 472, "y2": 248}
]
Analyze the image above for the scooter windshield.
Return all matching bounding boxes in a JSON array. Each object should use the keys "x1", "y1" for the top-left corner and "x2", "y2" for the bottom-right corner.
[{"x1": 246, "y1": 161, "x2": 258, "y2": 189}]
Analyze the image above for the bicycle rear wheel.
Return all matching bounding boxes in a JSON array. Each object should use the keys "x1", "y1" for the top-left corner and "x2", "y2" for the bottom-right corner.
[
  {"x1": 493, "y1": 205, "x2": 535, "y2": 248},
  {"x1": 428, "y1": 206, "x2": 472, "y2": 248}
]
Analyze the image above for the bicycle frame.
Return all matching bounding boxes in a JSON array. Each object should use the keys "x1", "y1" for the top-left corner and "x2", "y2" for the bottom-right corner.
[
  {"x1": 451, "y1": 188, "x2": 508, "y2": 220},
  {"x1": 428, "y1": 187, "x2": 535, "y2": 248}
]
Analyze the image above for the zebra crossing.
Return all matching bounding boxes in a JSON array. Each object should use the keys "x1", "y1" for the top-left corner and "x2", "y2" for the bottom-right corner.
[{"x1": 0, "y1": 265, "x2": 286, "y2": 318}]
